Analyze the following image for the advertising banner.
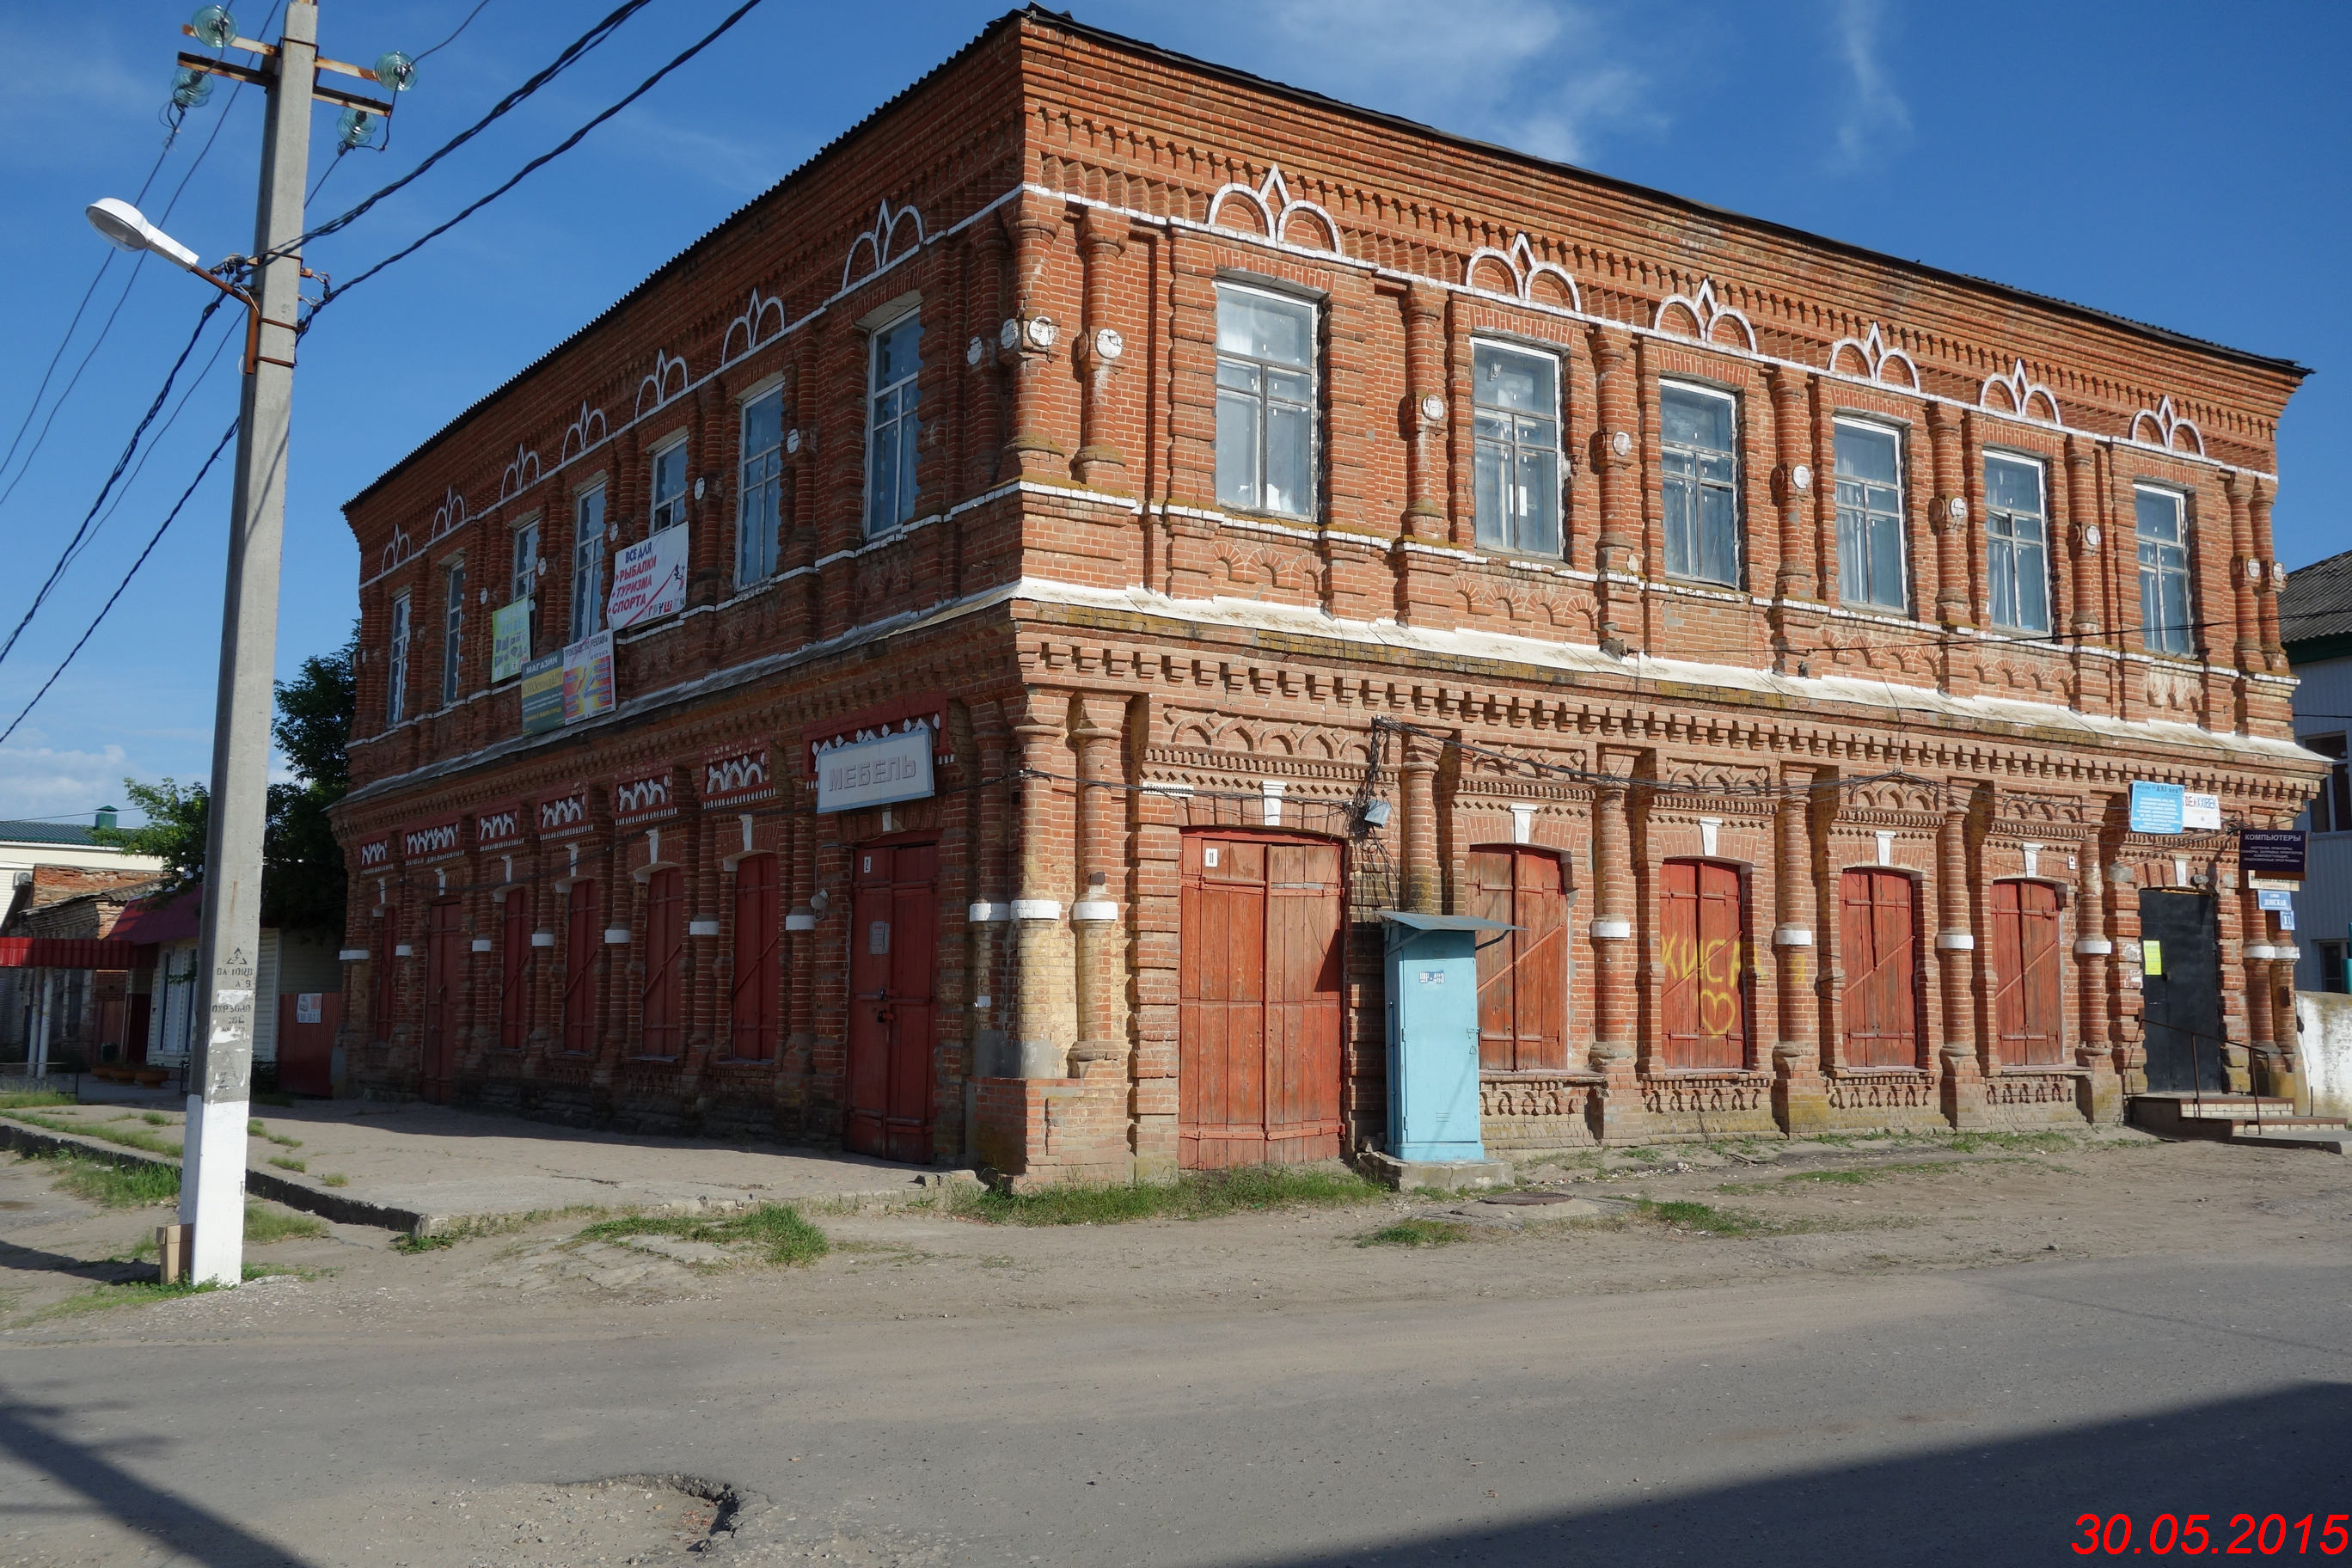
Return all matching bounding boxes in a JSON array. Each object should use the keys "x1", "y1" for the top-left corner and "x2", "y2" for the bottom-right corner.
[
  {"x1": 814, "y1": 722, "x2": 935, "y2": 814},
  {"x1": 518, "y1": 652, "x2": 564, "y2": 735},
  {"x1": 2240, "y1": 829, "x2": 2306, "y2": 879},
  {"x1": 2128, "y1": 781, "x2": 2184, "y2": 835},
  {"x1": 606, "y1": 524, "x2": 687, "y2": 630},
  {"x1": 490, "y1": 599, "x2": 533, "y2": 683},
  {"x1": 2181, "y1": 790, "x2": 2222, "y2": 830},
  {"x1": 561, "y1": 631, "x2": 616, "y2": 724}
]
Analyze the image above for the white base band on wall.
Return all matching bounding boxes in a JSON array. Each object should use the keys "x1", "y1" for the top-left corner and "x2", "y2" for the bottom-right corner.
[
  {"x1": 1071, "y1": 900, "x2": 1119, "y2": 922},
  {"x1": 603, "y1": 928, "x2": 631, "y2": 945},
  {"x1": 1773, "y1": 926, "x2": 1814, "y2": 946},
  {"x1": 530, "y1": 932, "x2": 555, "y2": 947},
  {"x1": 968, "y1": 902, "x2": 1007, "y2": 922},
  {"x1": 470, "y1": 938, "x2": 493, "y2": 952},
  {"x1": 1936, "y1": 932, "x2": 1975, "y2": 951},
  {"x1": 1011, "y1": 899, "x2": 1062, "y2": 921},
  {"x1": 1589, "y1": 919, "x2": 1632, "y2": 940},
  {"x1": 688, "y1": 920, "x2": 720, "y2": 937},
  {"x1": 2073, "y1": 938, "x2": 2113, "y2": 955}
]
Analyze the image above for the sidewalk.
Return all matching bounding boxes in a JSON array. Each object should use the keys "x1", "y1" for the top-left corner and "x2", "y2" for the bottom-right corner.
[{"x1": 1, "y1": 1086, "x2": 959, "y2": 1235}]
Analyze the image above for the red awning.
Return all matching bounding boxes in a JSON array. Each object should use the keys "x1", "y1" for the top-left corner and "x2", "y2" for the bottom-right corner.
[
  {"x1": 0, "y1": 936, "x2": 139, "y2": 970},
  {"x1": 107, "y1": 886, "x2": 203, "y2": 946}
]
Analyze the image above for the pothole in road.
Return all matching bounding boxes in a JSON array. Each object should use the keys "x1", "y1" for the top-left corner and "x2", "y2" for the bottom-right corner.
[{"x1": 327, "y1": 1473, "x2": 752, "y2": 1565}]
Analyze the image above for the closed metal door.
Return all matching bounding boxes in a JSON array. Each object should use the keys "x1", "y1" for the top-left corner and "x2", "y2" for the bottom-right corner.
[
  {"x1": 1841, "y1": 869, "x2": 1920, "y2": 1068},
  {"x1": 1992, "y1": 880, "x2": 2064, "y2": 1065},
  {"x1": 846, "y1": 842, "x2": 936, "y2": 1163},
  {"x1": 422, "y1": 900, "x2": 462, "y2": 1102},
  {"x1": 1179, "y1": 834, "x2": 1344, "y2": 1168},
  {"x1": 2140, "y1": 890, "x2": 2225, "y2": 1092}
]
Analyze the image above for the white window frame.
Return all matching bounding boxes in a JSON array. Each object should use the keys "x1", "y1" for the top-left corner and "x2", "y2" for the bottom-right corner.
[
  {"x1": 570, "y1": 484, "x2": 607, "y2": 643},
  {"x1": 2134, "y1": 483, "x2": 2193, "y2": 657},
  {"x1": 738, "y1": 383, "x2": 786, "y2": 584},
  {"x1": 386, "y1": 590, "x2": 411, "y2": 726},
  {"x1": 1982, "y1": 451, "x2": 2052, "y2": 634},
  {"x1": 1213, "y1": 279, "x2": 1320, "y2": 522},
  {"x1": 1469, "y1": 339, "x2": 1564, "y2": 559},
  {"x1": 509, "y1": 515, "x2": 540, "y2": 657},
  {"x1": 864, "y1": 309, "x2": 922, "y2": 536},
  {"x1": 1833, "y1": 417, "x2": 1909, "y2": 613},
  {"x1": 1658, "y1": 379, "x2": 1741, "y2": 585},
  {"x1": 648, "y1": 434, "x2": 689, "y2": 536},
  {"x1": 440, "y1": 558, "x2": 466, "y2": 708}
]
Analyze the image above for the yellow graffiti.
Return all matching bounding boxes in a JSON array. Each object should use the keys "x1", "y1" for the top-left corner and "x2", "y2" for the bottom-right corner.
[{"x1": 1662, "y1": 930, "x2": 1745, "y2": 1036}]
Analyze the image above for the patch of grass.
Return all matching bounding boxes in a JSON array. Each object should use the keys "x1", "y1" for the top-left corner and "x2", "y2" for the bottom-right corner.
[
  {"x1": 256, "y1": 1125, "x2": 302, "y2": 1148},
  {"x1": 28, "y1": 1263, "x2": 296, "y2": 1326},
  {"x1": 576, "y1": 1213, "x2": 828, "y2": 1269},
  {"x1": 252, "y1": 1091, "x2": 296, "y2": 1108},
  {"x1": 1635, "y1": 1198, "x2": 1775, "y2": 1237},
  {"x1": 320, "y1": 1172, "x2": 349, "y2": 1188},
  {"x1": 9, "y1": 1110, "x2": 180, "y2": 1156},
  {"x1": 947, "y1": 1164, "x2": 1386, "y2": 1228},
  {"x1": 41, "y1": 1151, "x2": 179, "y2": 1209},
  {"x1": 1357, "y1": 1217, "x2": 1470, "y2": 1248},
  {"x1": 393, "y1": 1232, "x2": 458, "y2": 1253},
  {"x1": 266, "y1": 1155, "x2": 307, "y2": 1173},
  {"x1": 1784, "y1": 1167, "x2": 1875, "y2": 1185},
  {"x1": 577, "y1": 1203, "x2": 830, "y2": 1267},
  {"x1": 0, "y1": 1089, "x2": 76, "y2": 1110},
  {"x1": 244, "y1": 1202, "x2": 326, "y2": 1245},
  {"x1": 140, "y1": 1111, "x2": 174, "y2": 1126},
  {"x1": 1617, "y1": 1147, "x2": 1666, "y2": 1164}
]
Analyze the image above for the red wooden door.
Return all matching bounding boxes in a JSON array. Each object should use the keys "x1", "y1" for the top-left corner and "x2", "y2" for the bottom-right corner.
[
  {"x1": 421, "y1": 899, "x2": 462, "y2": 1102},
  {"x1": 499, "y1": 892, "x2": 530, "y2": 1050},
  {"x1": 1993, "y1": 880, "x2": 2064, "y2": 1064},
  {"x1": 1659, "y1": 860, "x2": 1747, "y2": 1070},
  {"x1": 1467, "y1": 848, "x2": 1570, "y2": 1072},
  {"x1": 846, "y1": 842, "x2": 936, "y2": 1162},
  {"x1": 563, "y1": 879, "x2": 599, "y2": 1054},
  {"x1": 1840, "y1": 869, "x2": 1920, "y2": 1068},
  {"x1": 640, "y1": 867, "x2": 684, "y2": 1058},
  {"x1": 730, "y1": 854, "x2": 779, "y2": 1062},
  {"x1": 277, "y1": 990, "x2": 340, "y2": 1097},
  {"x1": 1179, "y1": 835, "x2": 1344, "y2": 1168},
  {"x1": 371, "y1": 906, "x2": 399, "y2": 1044}
]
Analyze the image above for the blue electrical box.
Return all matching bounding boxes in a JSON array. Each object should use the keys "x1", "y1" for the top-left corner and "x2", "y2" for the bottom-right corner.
[{"x1": 1380, "y1": 912, "x2": 1513, "y2": 1163}]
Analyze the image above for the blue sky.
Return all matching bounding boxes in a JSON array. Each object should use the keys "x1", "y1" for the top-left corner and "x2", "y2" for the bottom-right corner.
[{"x1": 1, "y1": 0, "x2": 2343, "y2": 823}]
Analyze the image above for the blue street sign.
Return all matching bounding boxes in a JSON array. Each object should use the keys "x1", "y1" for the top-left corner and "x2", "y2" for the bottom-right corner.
[{"x1": 2129, "y1": 781, "x2": 2185, "y2": 835}]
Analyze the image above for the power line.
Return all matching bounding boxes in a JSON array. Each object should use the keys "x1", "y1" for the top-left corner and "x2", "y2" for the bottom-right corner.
[
  {"x1": 283, "y1": 0, "x2": 657, "y2": 258},
  {"x1": 0, "y1": 295, "x2": 229, "y2": 676},
  {"x1": 311, "y1": 0, "x2": 770, "y2": 310},
  {"x1": 0, "y1": 422, "x2": 240, "y2": 750},
  {"x1": 414, "y1": 0, "x2": 497, "y2": 62},
  {"x1": 64, "y1": 304, "x2": 242, "y2": 579}
]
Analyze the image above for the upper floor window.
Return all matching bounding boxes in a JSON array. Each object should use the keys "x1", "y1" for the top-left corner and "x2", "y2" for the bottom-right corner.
[
  {"x1": 386, "y1": 591, "x2": 411, "y2": 726},
  {"x1": 1472, "y1": 342, "x2": 1560, "y2": 557},
  {"x1": 509, "y1": 517, "x2": 540, "y2": 656},
  {"x1": 1215, "y1": 283, "x2": 1314, "y2": 519},
  {"x1": 2303, "y1": 733, "x2": 2349, "y2": 835},
  {"x1": 2135, "y1": 486, "x2": 2192, "y2": 656},
  {"x1": 1984, "y1": 454, "x2": 2050, "y2": 634},
  {"x1": 570, "y1": 485, "x2": 606, "y2": 642},
  {"x1": 866, "y1": 312, "x2": 922, "y2": 533},
  {"x1": 738, "y1": 386, "x2": 785, "y2": 584},
  {"x1": 1660, "y1": 383, "x2": 1738, "y2": 585},
  {"x1": 1834, "y1": 420, "x2": 1907, "y2": 611},
  {"x1": 649, "y1": 438, "x2": 689, "y2": 535},
  {"x1": 440, "y1": 560, "x2": 466, "y2": 707}
]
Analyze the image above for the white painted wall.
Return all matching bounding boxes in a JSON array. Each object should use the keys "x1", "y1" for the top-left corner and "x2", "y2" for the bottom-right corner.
[
  {"x1": 2295, "y1": 992, "x2": 2352, "y2": 1119},
  {"x1": 2292, "y1": 652, "x2": 2352, "y2": 991}
]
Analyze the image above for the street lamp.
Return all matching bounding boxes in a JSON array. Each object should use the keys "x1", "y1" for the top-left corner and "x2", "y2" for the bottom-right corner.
[{"x1": 85, "y1": 199, "x2": 265, "y2": 373}]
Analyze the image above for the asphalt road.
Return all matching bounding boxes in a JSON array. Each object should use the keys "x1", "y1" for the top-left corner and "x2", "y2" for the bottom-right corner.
[{"x1": 5, "y1": 1252, "x2": 2347, "y2": 1566}]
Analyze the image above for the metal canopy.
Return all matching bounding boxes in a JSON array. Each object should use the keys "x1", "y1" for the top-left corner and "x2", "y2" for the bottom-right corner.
[{"x1": 1374, "y1": 911, "x2": 1517, "y2": 933}]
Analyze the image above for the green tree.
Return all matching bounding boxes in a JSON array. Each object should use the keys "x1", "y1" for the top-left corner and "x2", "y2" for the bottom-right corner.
[{"x1": 93, "y1": 625, "x2": 355, "y2": 939}]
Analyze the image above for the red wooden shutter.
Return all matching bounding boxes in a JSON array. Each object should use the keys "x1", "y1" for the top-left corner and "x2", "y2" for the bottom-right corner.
[
  {"x1": 1993, "y1": 880, "x2": 2063, "y2": 1064},
  {"x1": 1661, "y1": 860, "x2": 1747, "y2": 1069},
  {"x1": 371, "y1": 906, "x2": 398, "y2": 1042},
  {"x1": 731, "y1": 854, "x2": 779, "y2": 1061},
  {"x1": 499, "y1": 893, "x2": 530, "y2": 1050},
  {"x1": 1470, "y1": 848, "x2": 1569, "y2": 1072},
  {"x1": 1840, "y1": 870, "x2": 1919, "y2": 1068},
  {"x1": 640, "y1": 867, "x2": 684, "y2": 1058},
  {"x1": 563, "y1": 879, "x2": 598, "y2": 1054}
]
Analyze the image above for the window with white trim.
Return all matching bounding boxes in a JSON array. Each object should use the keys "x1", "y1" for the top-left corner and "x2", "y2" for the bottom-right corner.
[
  {"x1": 570, "y1": 485, "x2": 606, "y2": 642},
  {"x1": 440, "y1": 560, "x2": 466, "y2": 707},
  {"x1": 386, "y1": 591, "x2": 410, "y2": 726},
  {"x1": 509, "y1": 517, "x2": 540, "y2": 656},
  {"x1": 865, "y1": 312, "x2": 922, "y2": 533},
  {"x1": 738, "y1": 386, "x2": 784, "y2": 583},
  {"x1": 2302, "y1": 733, "x2": 2349, "y2": 835},
  {"x1": 2135, "y1": 486, "x2": 2192, "y2": 656},
  {"x1": 648, "y1": 438, "x2": 689, "y2": 535},
  {"x1": 1984, "y1": 453, "x2": 2050, "y2": 634},
  {"x1": 1834, "y1": 420, "x2": 1908, "y2": 611},
  {"x1": 1660, "y1": 383, "x2": 1739, "y2": 584},
  {"x1": 1472, "y1": 341, "x2": 1560, "y2": 556},
  {"x1": 1214, "y1": 282, "x2": 1315, "y2": 519}
]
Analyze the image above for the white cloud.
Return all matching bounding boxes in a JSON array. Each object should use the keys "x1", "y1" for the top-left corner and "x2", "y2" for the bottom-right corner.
[
  {"x1": 0, "y1": 738, "x2": 150, "y2": 823},
  {"x1": 1828, "y1": 0, "x2": 1912, "y2": 169}
]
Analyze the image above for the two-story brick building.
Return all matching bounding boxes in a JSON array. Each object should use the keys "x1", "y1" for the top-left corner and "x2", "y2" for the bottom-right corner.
[{"x1": 333, "y1": 8, "x2": 2325, "y2": 1185}]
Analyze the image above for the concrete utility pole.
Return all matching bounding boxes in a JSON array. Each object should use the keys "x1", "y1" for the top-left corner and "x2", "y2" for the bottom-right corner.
[{"x1": 87, "y1": 2, "x2": 403, "y2": 1286}]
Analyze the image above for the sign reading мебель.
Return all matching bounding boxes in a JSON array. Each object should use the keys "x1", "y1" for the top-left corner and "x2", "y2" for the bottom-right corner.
[
  {"x1": 490, "y1": 599, "x2": 533, "y2": 683},
  {"x1": 815, "y1": 723, "x2": 934, "y2": 814},
  {"x1": 606, "y1": 524, "x2": 687, "y2": 630}
]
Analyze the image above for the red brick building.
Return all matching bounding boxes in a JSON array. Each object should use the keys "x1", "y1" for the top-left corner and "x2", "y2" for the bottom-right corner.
[{"x1": 333, "y1": 9, "x2": 2324, "y2": 1183}]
